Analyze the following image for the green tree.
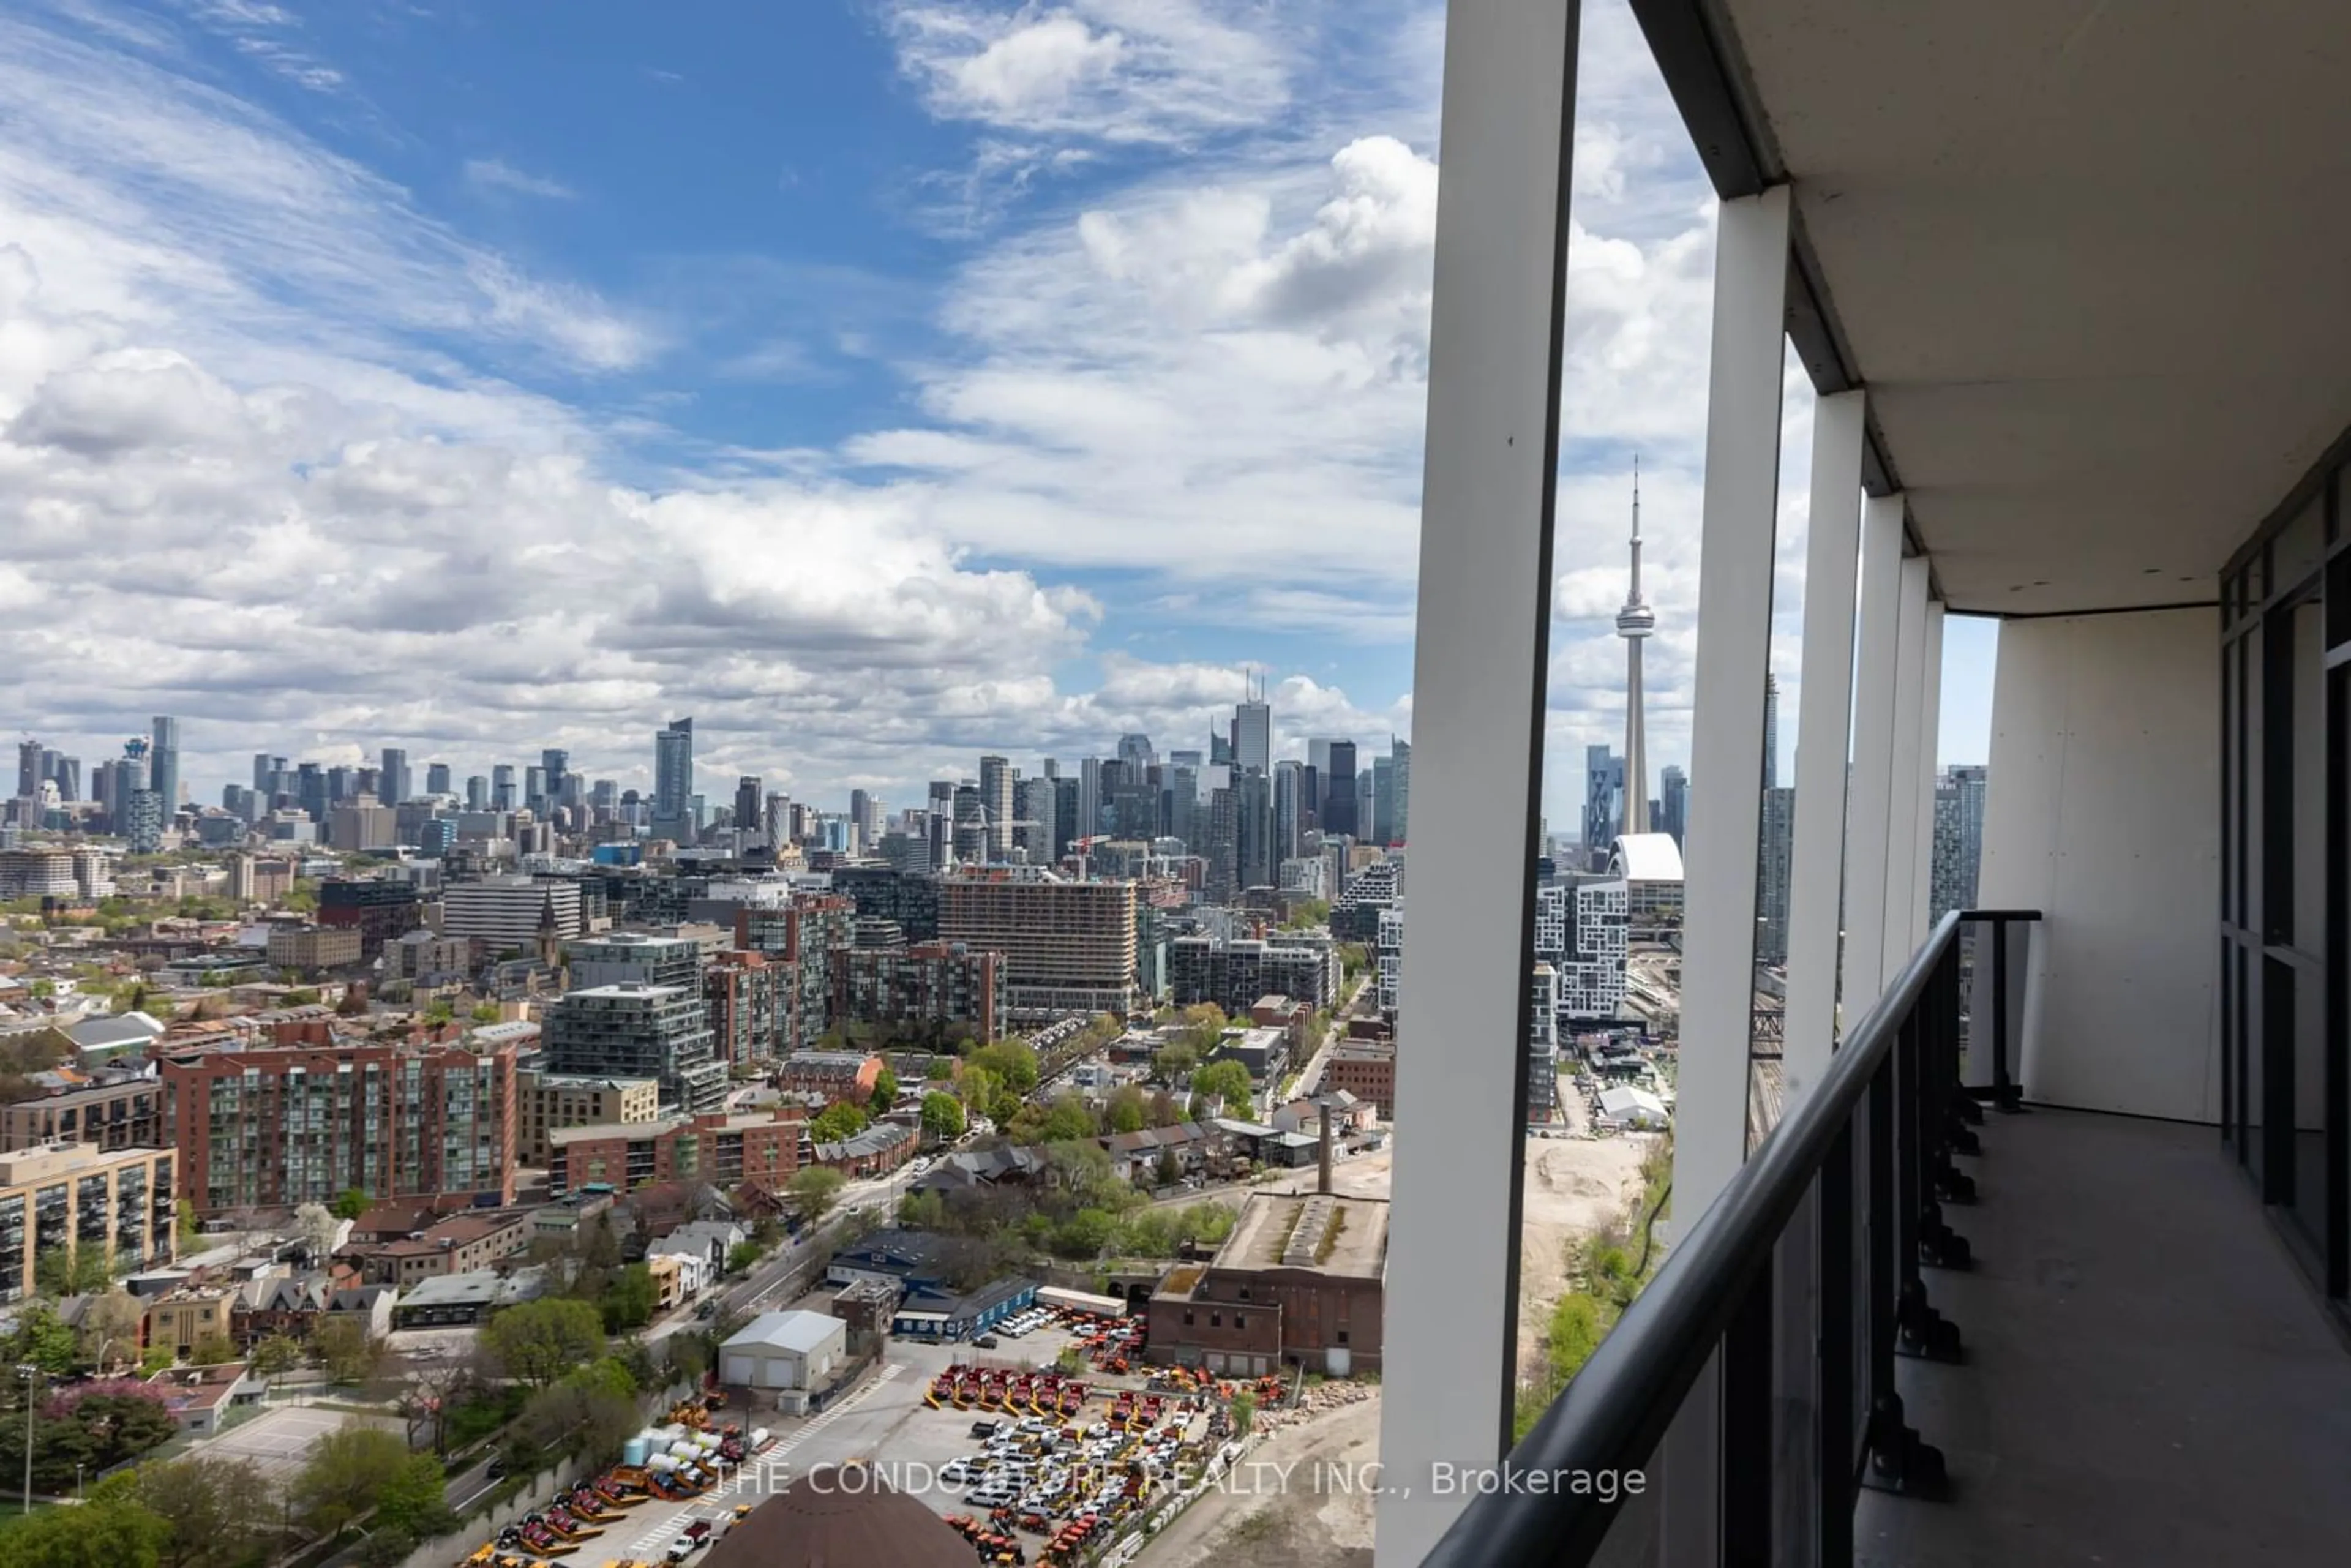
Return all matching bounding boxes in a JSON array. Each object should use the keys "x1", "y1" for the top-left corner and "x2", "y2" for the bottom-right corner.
[
  {"x1": 288, "y1": 1425, "x2": 409, "y2": 1536},
  {"x1": 130, "y1": 1457, "x2": 274, "y2": 1568},
  {"x1": 35, "y1": 1244, "x2": 111, "y2": 1297},
  {"x1": 1230, "y1": 1389, "x2": 1258, "y2": 1436},
  {"x1": 310, "y1": 1316, "x2": 383, "y2": 1385},
  {"x1": 1106, "y1": 1084, "x2": 1149, "y2": 1134},
  {"x1": 470, "y1": 1003, "x2": 500, "y2": 1023},
  {"x1": 923, "y1": 1057, "x2": 954, "y2": 1081},
  {"x1": 0, "y1": 1493, "x2": 170, "y2": 1568},
  {"x1": 187, "y1": 1334, "x2": 239, "y2": 1367},
  {"x1": 248, "y1": 1334, "x2": 302, "y2": 1378},
  {"x1": 78, "y1": 1289, "x2": 144, "y2": 1373},
  {"x1": 373, "y1": 1452, "x2": 456, "y2": 1539},
  {"x1": 1040, "y1": 1095, "x2": 1098, "y2": 1142},
  {"x1": 329, "y1": 1188, "x2": 370, "y2": 1221},
  {"x1": 726, "y1": 1240, "x2": 763, "y2": 1274},
  {"x1": 967, "y1": 1039, "x2": 1039, "y2": 1095},
  {"x1": 599, "y1": 1265, "x2": 658, "y2": 1334},
  {"x1": 955, "y1": 1064, "x2": 997, "y2": 1116},
  {"x1": 173, "y1": 1198, "x2": 198, "y2": 1250},
  {"x1": 1175, "y1": 1003, "x2": 1228, "y2": 1052},
  {"x1": 788, "y1": 1166, "x2": 846, "y2": 1224},
  {"x1": 869, "y1": 1066, "x2": 899, "y2": 1108},
  {"x1": 1548, "y1": 1292, "x2": 1605, "y2": 1376},
  {"x1": 3, "y1": 1300, "x2": 79, "y2": 1372},
  {"x1": 1151, "y1": 1043, "x2": 1200, "y2": 1082},
  {"x1": 920, "y1": 1091, "x2": 966, "y2": 1141},
  {"x1": 809, "y1": 1100, "x2": 869, "y2": 1143},
  {"x1": 1154, "y1": 1148, "x2": 1182, "y2": 1188},
  {"x1": 482, "y1": 1297, "x2": 603, "y2": 1390},
  {"x1": 1051, "y1": 1209, "x2": 1117, "y2": 1259},
  {"x1": 1191, "y1": 1059, "x2": 1256, "y2": 1116}
]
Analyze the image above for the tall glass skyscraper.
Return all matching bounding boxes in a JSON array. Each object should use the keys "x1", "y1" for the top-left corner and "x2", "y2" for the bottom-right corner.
[
  {"x1": 653, "y1": 718, "x2": 694, "y2": 841},
  {"x1": 149, "y1": 715, "x2": 179, "y2": 815}
]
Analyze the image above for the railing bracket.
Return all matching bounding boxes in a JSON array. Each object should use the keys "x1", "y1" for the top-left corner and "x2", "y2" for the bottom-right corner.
[
  {"x1": 1917, "y1": 1201, "x2": 1973, "y2": 1270},
  {"x1": 1896, "y1": 1279, "x2": 1963, "y2": 1362},
  {"x1": 1864, "y1": 1393, "x2": 1949, "y2": 1498}
]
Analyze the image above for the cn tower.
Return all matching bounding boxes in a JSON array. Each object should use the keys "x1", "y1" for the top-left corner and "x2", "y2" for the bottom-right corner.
[{"x1": 1616, "y1": 459, "x2": 1654, "y2": 836}]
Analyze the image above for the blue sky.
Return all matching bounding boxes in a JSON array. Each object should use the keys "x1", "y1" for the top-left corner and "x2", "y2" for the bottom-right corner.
[{"x1": 0, "y1": 0, "x2": 1990, "y2": 827}]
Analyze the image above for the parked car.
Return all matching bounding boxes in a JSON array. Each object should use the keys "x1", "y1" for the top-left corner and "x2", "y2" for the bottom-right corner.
[{"x1": 973, "y1": 1334, "x2": 1000, "y2": 1349}]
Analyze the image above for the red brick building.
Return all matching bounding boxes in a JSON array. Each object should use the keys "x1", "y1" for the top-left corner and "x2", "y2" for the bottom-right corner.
[
  {"x1": 828, "y1": 941, "x2": 1000, "y2": 1046},
  {"x1": 705, "y1": 950, "x2": 782, "y2": 1067},
  {"x1": 160, "y1": 1030, "x2": 518, "y2": 1212},
  {"x1": 1146, "y1": 1192, "x2": 1389, "y2": 1377},
  {"x1": 549, "y1": 1105, "x2": 807, "y2": 1196},
  {"x1": 774, "y1": 1051, "x2": 884, "y2": 1103},
  {"x1": 1322, "y1": 1041, "x2": 1397, "y2": 1119}
]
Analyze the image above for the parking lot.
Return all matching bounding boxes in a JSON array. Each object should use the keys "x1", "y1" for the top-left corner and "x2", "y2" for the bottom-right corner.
[{"x1": 456, "y1": 1307, "x2": 1205, "y2": 1566}]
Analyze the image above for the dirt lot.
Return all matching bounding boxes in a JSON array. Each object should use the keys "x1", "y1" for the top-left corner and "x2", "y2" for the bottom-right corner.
[
  {"x1": 1137, "y1": 1390, "x2": 1382, "y2": 1568},
  {"x1": 1516, "y1": 1090, "x2": 1662, "y2": 1382}
]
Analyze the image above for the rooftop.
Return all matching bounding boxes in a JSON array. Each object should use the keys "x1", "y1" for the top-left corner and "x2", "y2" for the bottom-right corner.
[
  {"x1": 721, "y1": 1308, "x2": 846, "y2": 1356},
  {"x1": 1196, "y1": 1191, "x2": 1390, "y2": 1283}
]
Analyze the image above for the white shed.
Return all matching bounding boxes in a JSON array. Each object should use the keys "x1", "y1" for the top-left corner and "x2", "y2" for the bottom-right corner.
[
  {"x1": 1597, "y1": 1085, "x2": 1672, "y2": 1130},
  {"x1": 718, "y1": 1309, "x2": 847, "y2": 1392}
]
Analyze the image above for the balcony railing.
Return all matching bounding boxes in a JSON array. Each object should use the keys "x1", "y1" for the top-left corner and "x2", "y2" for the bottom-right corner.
[{"x1": 1423, "y1": 909, "x2": 2039, "y2": 1566}]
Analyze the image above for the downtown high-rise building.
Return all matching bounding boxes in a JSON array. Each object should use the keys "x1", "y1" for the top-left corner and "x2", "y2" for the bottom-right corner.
[
  {"x1": 1233, "y1": 695, "x2": 1272, "y2": 777},
  {"x1": 1660, "y1": 765, "x2": 1689, "y2": 847},
  {"x1": 492, "y1": 763, "x2": 519, "y2": 812},
  {"x1": 148, "y1": 716, "x2": 179, "y2": 816},
  {"x1": 541, "y1": 748, "x2": 569, "y2": 806},
  {"x1": 735, "y1": 776, "x2": 765, "y2": 841},
  {"x1": 378, "y1": 747, "x2": 411, "y2": 806},
  {"x1": 652, "y1": 717, "x2": 694, "y2": 843},
  {"x1": 1930, "y1": 765, "x2": 1990, "y2": 920},
  {"x1": 426, "y1": 761, "x2": 452, "y2": 797},
  {"x1": 1322, "y1": 740, "x2": 1358, "y2": 838},
  {"x1": 978, "y1": 754, "x2": 1014, "y2": 863},
  {"x1": 1584, "y1": 744, "x2": 1627, "y2": 869}
]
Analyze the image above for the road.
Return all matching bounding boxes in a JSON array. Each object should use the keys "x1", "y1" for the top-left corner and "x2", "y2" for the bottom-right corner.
[{"x1": 438, "y1": 1163, "x2": 921, "y2": 1512}]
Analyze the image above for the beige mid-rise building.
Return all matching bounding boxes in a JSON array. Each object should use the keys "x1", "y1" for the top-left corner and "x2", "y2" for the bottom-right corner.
[{"x1": 516, "y1": 1071, "x2": 661, "y2": 1166}]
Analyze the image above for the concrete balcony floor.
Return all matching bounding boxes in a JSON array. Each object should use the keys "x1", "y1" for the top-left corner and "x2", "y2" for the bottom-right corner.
[{"x1": 1857, "y1": 1107, "x2": 2351, "y2": 1566}]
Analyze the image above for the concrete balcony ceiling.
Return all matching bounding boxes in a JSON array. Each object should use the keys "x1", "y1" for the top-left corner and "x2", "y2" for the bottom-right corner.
[{"x1": 1698, "y1": 0, "x2": 2351, "y2": 611}]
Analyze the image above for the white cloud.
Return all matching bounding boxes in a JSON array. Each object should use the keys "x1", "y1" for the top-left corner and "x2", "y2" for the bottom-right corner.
[
  {"x1": 2, "y1": 0, "x2": 1757, "y2": 833},
  {"x1": 0, "y1": 15, "x2": 650, "y2": 381},
  {"x1": 462, "y1": 157, "x2": 578, "y2": 203},
  {"x1": 885, "y1": 1, "x2": 1291, "y2": 146}
]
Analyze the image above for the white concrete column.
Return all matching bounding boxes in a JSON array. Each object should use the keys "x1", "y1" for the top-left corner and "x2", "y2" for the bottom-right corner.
[
  {"x1": 1781, "y1": 391, "x2": 1867, "y2": 1105},
  {"x1": 1673, "y1": 182, "x2": 1790, "y2": 1228},
  {"x1": 1910, "y1": 601, "x2": 1946, "y2": 950},
  {"x1": 1879, "y1": 558, "x2": 1932, "y2": 989},
  {"x1": 1374, "y1": 2, "x2": 1578, "y2": 1560},
  {"x1": 1840, "y1": 496, "x2": 1908, "y2": 1017},
  {"x1": 1656, "y1": 180, "x2": 1789, "y2": 1568}
]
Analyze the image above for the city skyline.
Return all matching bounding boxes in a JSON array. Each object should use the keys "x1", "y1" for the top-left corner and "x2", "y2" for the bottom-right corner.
[{"x1": 0, "y1": 1, "x2": 1995, "y2": 837}]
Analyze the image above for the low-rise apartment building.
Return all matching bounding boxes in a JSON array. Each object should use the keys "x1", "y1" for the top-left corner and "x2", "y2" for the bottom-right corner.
[
  {"x1": 774, "y1": 1051, "x2": 883, "y2": 1103},
  {"x1": 342, "y1": 1211, "x2": 531, "y2": 1287},
  {"x1": 0, "y1": 1141, "x2": 178, "y2": 1305},
  {"x1": 0, "y1": 1075, "x2": 165, "y2": 1154},
  {"x1": 264, "y1": 925, "x2": 364, "y2": 971},
  {"x1": 549, "y1": 1106, "x2": 805, "y2": 1196}
]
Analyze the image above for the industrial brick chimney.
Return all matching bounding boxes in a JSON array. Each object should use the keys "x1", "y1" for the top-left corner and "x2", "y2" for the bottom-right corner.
[{"x1": 1318, "y1": 1101, "x2": 1335, "y2": 1196}]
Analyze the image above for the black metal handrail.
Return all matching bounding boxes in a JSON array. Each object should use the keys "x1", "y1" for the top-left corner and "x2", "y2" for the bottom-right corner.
[{"x1": 1422, "y1": 909, "x2": 2039, "y2": 1566}]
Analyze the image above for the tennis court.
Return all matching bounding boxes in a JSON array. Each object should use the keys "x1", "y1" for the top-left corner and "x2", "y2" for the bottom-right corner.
[{"x1": 193, "y1": 1405, "x2": 402, "y2": 1483}]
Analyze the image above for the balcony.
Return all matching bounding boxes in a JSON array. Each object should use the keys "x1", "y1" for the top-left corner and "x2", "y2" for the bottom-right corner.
[
  {"x1": 1417, "y1": 916, "x2": 2351, "y2": 1566},
  {"x1": 1376, "y1": 1, "x2": 2351, "y2": 1561}
]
